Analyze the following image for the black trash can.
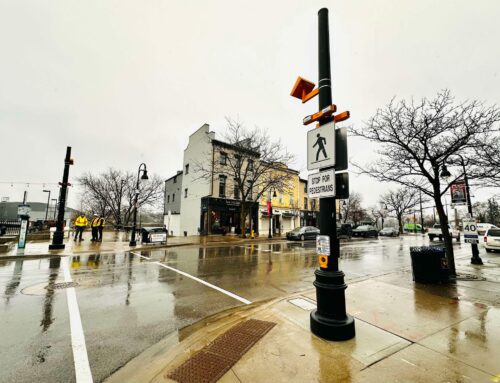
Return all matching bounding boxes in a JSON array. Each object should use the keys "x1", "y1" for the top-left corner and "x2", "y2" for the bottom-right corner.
[{"x1": 410, "y1": 246, "x2": 449, "y2": 283}]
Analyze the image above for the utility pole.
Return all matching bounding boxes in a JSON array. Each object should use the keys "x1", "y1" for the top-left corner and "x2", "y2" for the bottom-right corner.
[
  {"x1": 49, "y1": 147, "x2": 73, "y2": 250},
  {"x1": 291, "y1": 8, "x2": 355, "y2": 341}
]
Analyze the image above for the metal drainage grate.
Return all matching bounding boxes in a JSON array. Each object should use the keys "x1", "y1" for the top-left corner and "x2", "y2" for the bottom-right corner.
[
  {"x1": 49, "y1": 282, "x2": 79, "y2": 290},
  {"x1": 168, "y1": 319, "x2": 276, "y2": 383}
]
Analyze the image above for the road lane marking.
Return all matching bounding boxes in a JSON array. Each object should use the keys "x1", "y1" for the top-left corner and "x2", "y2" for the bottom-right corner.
[
  {"x1": 131, "y1": 252, "x2": 252, "y2": 305},
  {"x1": 62, "y1": 257, "x2": 93, "y2": 383}
]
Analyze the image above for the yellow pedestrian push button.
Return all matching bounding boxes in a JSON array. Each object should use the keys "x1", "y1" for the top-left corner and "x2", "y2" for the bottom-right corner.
[{"x1": 316, "y1": 235, "x2": 330, "y2": 269}]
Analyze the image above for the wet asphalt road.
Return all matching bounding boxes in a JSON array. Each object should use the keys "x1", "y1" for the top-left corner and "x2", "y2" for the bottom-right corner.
[{"x1": 0, "y1": 236, "x2": 474, "y2": 383}]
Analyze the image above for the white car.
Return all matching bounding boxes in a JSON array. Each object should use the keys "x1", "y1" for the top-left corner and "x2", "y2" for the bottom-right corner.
[
  {"x1": 477, "y1": 223, "x2": 498, "y2": 236},
  {"x1": 484, "y1": 228, "x2": 500, "y2": 253}
]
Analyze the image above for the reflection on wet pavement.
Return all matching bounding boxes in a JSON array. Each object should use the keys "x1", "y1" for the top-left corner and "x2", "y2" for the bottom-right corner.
[{"x1": 0, "y1": 236, "x2": 488, "y2": 382}]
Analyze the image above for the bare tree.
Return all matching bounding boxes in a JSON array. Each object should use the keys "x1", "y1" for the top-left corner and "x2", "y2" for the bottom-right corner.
[
  {"x1": 379, "y1": 188, "x2": 420, "y2": 234},
  {"x1": 78, "y1": 168, "x2": 164, "y2": 227},
  {"x1": 353, "y1": 90, "x2": 500, "y2": 275},
  {"x1": 194, "y1": 118, "x2": 294, "y2": 237},
  {"x1": 339, "y1": 191, "x2": 368, "y2": 225},
  {"x1": 370, "y1": 204, "x2": 389, "y2": 229}
]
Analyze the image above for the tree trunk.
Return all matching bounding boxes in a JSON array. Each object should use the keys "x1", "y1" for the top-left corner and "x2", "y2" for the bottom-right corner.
[
  {"x1": 434, "y1": 191, "x2": 456, "y2": 276},
  {"x1": 397, "y1": 213, "x2": 403, "y2": 234},
  {"x1": 240, "y1": 203, "x2": 247, "y2": 238}
]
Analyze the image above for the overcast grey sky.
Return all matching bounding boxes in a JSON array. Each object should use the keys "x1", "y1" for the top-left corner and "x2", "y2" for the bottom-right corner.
[{"x1": 1, "y1": 0, "x2": 499, "y2": 210}]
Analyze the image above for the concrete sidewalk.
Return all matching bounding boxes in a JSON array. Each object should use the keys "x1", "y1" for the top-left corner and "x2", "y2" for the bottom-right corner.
[
  {"x1": 107, "y1": 254, "x2": 500, "y2": 383},
  {"x1": 0, "y1": 231, "x2": 288, "y2": 259}
]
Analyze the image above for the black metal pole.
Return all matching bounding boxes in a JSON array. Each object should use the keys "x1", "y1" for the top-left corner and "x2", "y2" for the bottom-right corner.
[
  {"x1": 44, "y1": 190, "x2": 51, "y2": 222},
  {"x1": 310, "y1": 8, "x2": 355, "y2": 341},
  {"x1": 268, "y1": 202, "x2": 272, "y2": 239},
  {"x1": 53, "y1": 199, "x2": 58, "y2": 221},
  {"x1": 129, "y1": 170, "x2": 141, "y2": 247},
  {"x1": 419, "y1": 190, "x2": 424, "y2": 233},
  {"x1": 462, "y1": 159, "x2": 483, "y2": 265},
  {"x1": 49, "y1": 146, "x2": 72, "y2": 250}
]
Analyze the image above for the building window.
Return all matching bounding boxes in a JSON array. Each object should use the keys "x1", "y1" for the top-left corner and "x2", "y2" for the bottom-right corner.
[
  {"x1": 185, "y1": 164, "x2": 189, "y2": 175},
  {"x1": 248, "y1": 159, "x2": 254, "y2": 172},
  {"x1": 289, "y1": 193, "x2": 294, "y2": 206},
  {"x1": 219, "y1": 175, "x2": 227, "y2": 197},
  {"x1": 304, "y1": 197, "x2": 308, "y2": 209},
  {"x1": 311, "y1": 199, "x2": 316, "y2": 209},
  {"x1": 234, "y1": 181, "x2": 240, "y2": 199},
  {"x1": 167, "y1": 195, "x2": 170, "y2": 203},
  {"x1": 184, "y1": 188, "x2": 188, "y2": 198},
  {"x1": 220, "y1": 152, "x2": 227, "y2": 165},
  {"x1": 304, "y1": 183, "x2": 307, "y2": 192},
  {"x1": 279, "y1": 193, "x2": 283, "y2": 204},
  {"x1": 247, "y1": 181, "x2": 253, "y2": 200},
  {"x1": 173, "y1": 176, "x2": 177, "y2": 183},
  {"x1": 172, "y1": 193, "x2": 175, "y2": 202},
  {"x1": 235, "y1": 155, "x2": 241, "y2": 169}
]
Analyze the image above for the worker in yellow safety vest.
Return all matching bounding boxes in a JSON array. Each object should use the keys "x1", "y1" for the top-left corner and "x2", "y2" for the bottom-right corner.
[
  {"x1": 97, "y1": 215, "x2": 105, "y2": 242},
  {"x1": 90, "y1": 214, "x2": 100, "y2": 242},
  {"x1": 74, "y1": 213, "x2": 88, "y2": 241}
]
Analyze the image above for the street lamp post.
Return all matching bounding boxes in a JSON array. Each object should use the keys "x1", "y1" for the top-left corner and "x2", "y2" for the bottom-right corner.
[
  {"x1": 267, "y1": 189, "x2": 277, "y2": 239},
  {"x1": 419, "y1": 190, "x2": 424, "y2": 234},
  {"x1": 457, "y1": 155, "x2": 483, "y2": 265},
  {"x1": 51, "y1": 199, "x2": 58, "y2": 220},
  {"x1": 441, "y1": 159, "x2": 483, "y2": 265},
  {"x1": 129, "y1": 163, "x2": 149, "y2": 246},
  {"x1": 43, "y1": 190, "x2": 51, "y2": 222}
]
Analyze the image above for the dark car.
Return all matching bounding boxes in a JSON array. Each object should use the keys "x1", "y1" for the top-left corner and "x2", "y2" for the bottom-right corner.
[
  {"x1": 379, "y1": 227, "x2": 399, "y2": 237},
  {"x1": 352, "y1": 225, "x2": 378, "y2": 238},
  {"x1": 286, "y1": 226, "x2": 320, "y2": 241},
  {"x1": 337, "y1": 223, "x2": 353, "y2": 239}
]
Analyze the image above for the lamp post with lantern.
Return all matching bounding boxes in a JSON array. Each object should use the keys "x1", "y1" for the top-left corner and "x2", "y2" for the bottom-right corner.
[{"x1": 129, "y1": 163, "x2": 149, "y2": 246}]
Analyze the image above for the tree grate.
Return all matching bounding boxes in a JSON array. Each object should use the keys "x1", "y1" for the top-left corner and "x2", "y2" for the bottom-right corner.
[{"x1": 167, "y1": 319, "x2": 276, "y2": 383}]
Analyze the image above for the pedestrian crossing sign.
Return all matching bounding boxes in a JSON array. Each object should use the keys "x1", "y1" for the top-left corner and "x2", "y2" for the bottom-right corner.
[{"x1": 307, "y1": 121, "x2": 335, "y2": 170}]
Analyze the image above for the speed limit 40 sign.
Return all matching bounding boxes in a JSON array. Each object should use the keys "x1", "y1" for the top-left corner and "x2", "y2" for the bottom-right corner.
[{"x1": 463, "y1": 219, "x2": 479, "y2": 244}]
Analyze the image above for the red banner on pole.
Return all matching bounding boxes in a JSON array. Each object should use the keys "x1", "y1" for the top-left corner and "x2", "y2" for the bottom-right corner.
[{"x1": 267, "y1": 201, "x2": 271, "y2": 215}]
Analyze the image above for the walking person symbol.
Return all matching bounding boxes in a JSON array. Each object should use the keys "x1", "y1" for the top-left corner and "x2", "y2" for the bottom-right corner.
[{"x1": 313, "y1": 133, "x2": 327, "y2": 161}]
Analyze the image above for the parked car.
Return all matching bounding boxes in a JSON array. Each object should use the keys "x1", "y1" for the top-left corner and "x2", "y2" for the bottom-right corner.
[
  {"x1": 477, "y1": 223, "x2": 498, "y2": 236},
  {"x1": 484, "y1": 228, "x2": 500, "y2": 253},
  {"x1": 286, "y1": 226, "x2": 320, "y2": 241},
  {"x1": 428, "y1": 223, "x2": 460, "y2": 242},
  {"x1": 403, "y1": 223, "x2": 423, "y2": 232},
  {"x1": 379, "y1": 227, "x2": 399, "y2": 237},
  {"x1": 337, "y1": 223, "x2": 353, "y2": 239},
  {"x1": 352, "y1": 225, "x2": 378, "y2": 238}
]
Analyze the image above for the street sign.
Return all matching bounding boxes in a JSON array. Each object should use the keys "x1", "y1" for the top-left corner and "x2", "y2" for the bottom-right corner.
[
  {"x1": 307, "y1": 121, "x2": 335, "y2": 170},
  {"x1": 463, "y1": 218, "x2": 479, "y2": 244},
  {"x1": 17, "y1": 204, "x2": 31, "y2": 217},
  {"x1": 307, "y1": 169, "x2": 335, "y2": 198}
]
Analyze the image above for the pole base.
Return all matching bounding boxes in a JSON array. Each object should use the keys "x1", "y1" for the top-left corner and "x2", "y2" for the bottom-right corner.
[
  {"x1": 49, "y1": 243, "x2": 65, "y2": 250},
  {"x1": 471, "y1": 257, "x2": 483, "y2": 265},
  {"x1": 310, "y1": 310, "x2": 355, "y2": 341}
]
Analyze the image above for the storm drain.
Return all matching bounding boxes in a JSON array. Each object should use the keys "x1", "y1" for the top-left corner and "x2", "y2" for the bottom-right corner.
[
  {"x1": 49, "y1": 282, "x2": 79, "y2": 290},
  {"x1": 168, "y1": 319, "x2": 276, "y2": 383}
]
